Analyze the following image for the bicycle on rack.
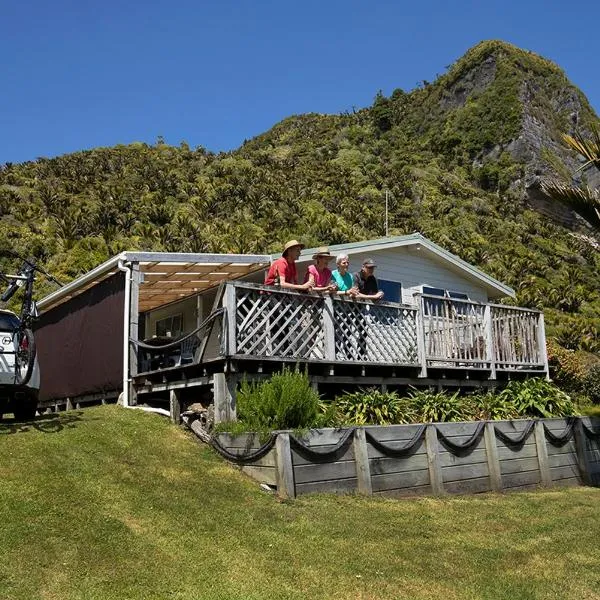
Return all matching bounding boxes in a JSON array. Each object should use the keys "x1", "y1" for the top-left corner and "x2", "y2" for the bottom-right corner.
[{"x1": 0, "y1": 254, "x2": 61, "y2": 419}]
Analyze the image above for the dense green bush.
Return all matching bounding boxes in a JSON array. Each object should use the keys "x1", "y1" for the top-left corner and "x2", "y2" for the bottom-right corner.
[
  {"x1": 580, "y1": 364, "x2": 600, "y2": 404},
  {"x1": 407, "y1": 388, "x2": 473, "y2": 422},
  {"x1": 497, "y1": 378, "x2": 576, "y2": 418},
  {"x1": 235, "y1": 368, "x2": 322, "y2": 432}
]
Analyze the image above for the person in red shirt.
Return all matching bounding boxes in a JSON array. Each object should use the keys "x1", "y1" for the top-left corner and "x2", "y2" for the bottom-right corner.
[{"x1": 265, "y1": 240, "x2": 313, "y2": 291}]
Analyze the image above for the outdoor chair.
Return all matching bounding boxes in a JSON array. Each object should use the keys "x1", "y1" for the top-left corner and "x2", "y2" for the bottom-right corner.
[{"x1": 178, "y1": 333, "x2": 200, "y2": 365}]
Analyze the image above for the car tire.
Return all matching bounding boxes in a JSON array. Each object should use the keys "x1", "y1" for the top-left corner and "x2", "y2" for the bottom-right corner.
[
  {"x1": 14, "y1": 327, "x2": 36, "y2": 386},
  {"x1": 13, "y1": 397, "x2": 38, "y2": 421}
]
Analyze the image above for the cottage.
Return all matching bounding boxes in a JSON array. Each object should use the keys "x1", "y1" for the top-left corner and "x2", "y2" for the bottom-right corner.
[{"x1": 34, "y1": 234, "x2": 548, "y2": 420}]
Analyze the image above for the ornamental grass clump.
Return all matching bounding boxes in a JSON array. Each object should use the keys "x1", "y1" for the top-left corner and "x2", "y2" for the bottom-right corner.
[
  {"x1": 331, "y1": 388, "x2": 417, "y2": 426},
  {"x1": 236, "y1": 368, "x2": 322, "y2": 432}
]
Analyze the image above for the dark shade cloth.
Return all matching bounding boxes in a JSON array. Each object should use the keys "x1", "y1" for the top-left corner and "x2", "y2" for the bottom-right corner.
[
  {"x1": 34, "y1": 273, "x2": 125, "y2": 402},
  {"x1": 353, "y1": 271, "x2": 379, "y2": 295}
]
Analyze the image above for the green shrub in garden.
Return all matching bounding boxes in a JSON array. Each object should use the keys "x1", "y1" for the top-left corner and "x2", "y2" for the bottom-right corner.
[
  {"x1": 581, "y1": 364, "x2": 600, "y2": 404},
  {"x1": 331, "y1": 388, "x2": 417, "y2": 426},
  {"x1": 236, "y1": 368, "x2": 322, "y2": 432},
  {"x1": 468, "y1": 391, "x2": 521, "y2": 420},
  {"x1": 497, "y1": 378, "x2": 576, "y2": 418},
  {"x1": 408, "y1": 388, "x2": 475, "y2": 422}
]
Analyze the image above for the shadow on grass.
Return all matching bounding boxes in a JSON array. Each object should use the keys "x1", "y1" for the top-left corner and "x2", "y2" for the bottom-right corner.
[{"x1": 0, "y1": 411, "x2": 86, "y2": 435}]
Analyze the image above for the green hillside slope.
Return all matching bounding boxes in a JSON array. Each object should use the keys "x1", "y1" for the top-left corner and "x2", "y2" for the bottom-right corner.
[
  {"x1": 0, "y1": 40, "x2": 599, "y2": 356},
  {"x1": 0, "y1": 405, "x2": 599, "y2": 600}
]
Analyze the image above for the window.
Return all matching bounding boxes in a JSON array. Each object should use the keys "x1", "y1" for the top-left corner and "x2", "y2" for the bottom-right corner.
[
  {"x1": 378, "y1": 279, "x2": 402, "y2": 303},
  {"x1": 0, "y1": 311, "x2": 19, "y2": 332},
  {"x1": 156, "y1": 314, "x2": 183, "y2": 338},
  {"x1": 421, "y1": 287, "x2": 470, "y2": 315}
]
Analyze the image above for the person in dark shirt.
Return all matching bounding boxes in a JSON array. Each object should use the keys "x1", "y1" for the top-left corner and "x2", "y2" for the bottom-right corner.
[{"x1": 353, "y1": 258, "x2": 384, "y2": 301}]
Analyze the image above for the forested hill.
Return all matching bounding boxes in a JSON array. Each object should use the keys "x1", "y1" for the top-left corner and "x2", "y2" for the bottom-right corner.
[{"x1": 1, "y1": 40, "x2": 599, "y2": 351}]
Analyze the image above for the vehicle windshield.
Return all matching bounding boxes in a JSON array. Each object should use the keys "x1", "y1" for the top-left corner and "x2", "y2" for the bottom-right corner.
[{"x1": 0, "y1": 312, "x2": 20, "y2": 332}]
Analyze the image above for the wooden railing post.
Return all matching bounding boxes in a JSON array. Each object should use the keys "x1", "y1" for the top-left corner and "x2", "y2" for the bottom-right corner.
[
  {"x1": 415, "y1": 294, "x2": 428, "y2": 378},
  {"x1": 275, "y1": 433, "x2": 295, "y2": 499},
  {"x1": 353, "y1": 428, "x2": 372, "y2": 495},
  {"x1": 537, "y1": 312, "x2": 550, "y2": 380},
  {"x1": 323, "y1": 296, "x2": 336, "y2": 361},
  {"x1": 483, "y1": 305, "x2": 496, "y2": 380},
  {"x1": 426, "y1": 425, "x2": 444, "y2": 494},
  {"x1": 534, "y1": 420, "x2": 552, "y2": 486}
]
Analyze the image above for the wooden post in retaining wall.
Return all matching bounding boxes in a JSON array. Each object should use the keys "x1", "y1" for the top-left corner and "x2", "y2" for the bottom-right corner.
[
  {"x1": 573, "y1": 418, "x2": 592, "y2": 486},
  {"x1": 169, "y1": 389, "x2": 181, "y2": 424},
  {"x1": 275, "y1": 433, "x2": 295, "y2": 499},
  {"x1": 534, "y1": 421, "x2": 552, "y2": 486},
  {"x1": 484, "y1": 422, "x2": 502, "y2": 492},
  {"x1": 353, "y1": 428, "x2": 372, "y2": 495},
  {"x1": 426, "y1": 425, "x2": 444, "y2": 495}
]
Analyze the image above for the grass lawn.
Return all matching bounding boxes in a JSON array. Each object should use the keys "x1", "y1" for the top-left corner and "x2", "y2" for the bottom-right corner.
[{"x1": 0, "y1": 405, "x2": 599, "y2": 600}]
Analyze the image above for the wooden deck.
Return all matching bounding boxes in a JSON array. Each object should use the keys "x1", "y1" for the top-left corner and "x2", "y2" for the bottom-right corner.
[{"x1": 132, "y1": 282, "x2": 549, "y2": 420}]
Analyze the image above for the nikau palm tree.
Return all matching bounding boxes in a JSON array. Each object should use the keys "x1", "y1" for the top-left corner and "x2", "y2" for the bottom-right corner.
[{"x1": 542, "y1": 123, "x2": 600, "y2": 232}]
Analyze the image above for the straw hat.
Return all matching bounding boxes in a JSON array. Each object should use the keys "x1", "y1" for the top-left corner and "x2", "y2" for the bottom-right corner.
[
  {"x1": 282, "y1": 239, "x2": 305, "y2": 256},
  {"x1": 312, "y1": 246, "x2": 334, "y2": 260}
]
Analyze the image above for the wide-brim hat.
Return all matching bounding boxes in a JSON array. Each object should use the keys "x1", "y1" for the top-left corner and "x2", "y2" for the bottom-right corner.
[
  {"x1": 312, "y1": 246, "x2": 334, "y2": 260},
  {"x1": 282, "y1": 239, "x2": 305, "y2": 255}
]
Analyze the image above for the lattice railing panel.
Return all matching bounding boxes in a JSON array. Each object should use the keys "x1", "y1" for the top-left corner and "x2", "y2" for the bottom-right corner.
[
  {"x1": 333, "y1": 301, "x2": 418, "y2": 363},
  {"x1": 235, "y1": 288, "x2": 326, "y2": 359},
  {"x1": 421, "y1": 297, "x2": 488, "y2": 365},
  {"x1": 491, "y1": 306, "x2": 542, "y2": 368}
]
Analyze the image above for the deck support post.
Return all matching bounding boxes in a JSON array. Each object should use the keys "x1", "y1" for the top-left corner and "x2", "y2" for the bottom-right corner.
[
  {"x1": 213, "y1": 371, "x2": 237, "y2": 423},
  {"x1": 426, "y1": 425, "x2": 444, "y2": 495},
  {"x1": 353, "y1": 428, "x2": 372, "y2": 495},
  {"x1": 275, "y1": 433, "x2": 295, "y2": 499},
  {"x1": 483, "y1": 305, "x2": 496, "y2": 380},
  {"x1": 223, "y1": 283, "x2": 237, "y2": 357},
  {"x1": 415, "y1": 295, "x2": 428, "y2": 378},
  {"x1": 534, "y1": 421, "x2": 552, "y2": 486},
  {"x1": 484, "y1": 422, "x2": 502, "y2": 492},
  {"x1": 169, "y1": 389, "x2": 181, "y2": 424}
]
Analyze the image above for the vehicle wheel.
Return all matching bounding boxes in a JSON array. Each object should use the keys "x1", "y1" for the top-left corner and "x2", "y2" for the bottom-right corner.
[
  {"x1": 14, "y1": 327, "x2": 36, "y2": 386},
  {"x1": 13, "y1": 398, "x2": 38, "y2": 421}
]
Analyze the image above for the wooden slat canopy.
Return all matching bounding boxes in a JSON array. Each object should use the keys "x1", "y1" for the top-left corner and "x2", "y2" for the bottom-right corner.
[{"x1": 38, "y1": 252, "x2": 271, "y2": 314}]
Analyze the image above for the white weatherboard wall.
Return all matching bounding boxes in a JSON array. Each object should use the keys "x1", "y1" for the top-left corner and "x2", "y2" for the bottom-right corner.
[{"x1": 300, "y1": 247, "x2": 490, "y2": 305}]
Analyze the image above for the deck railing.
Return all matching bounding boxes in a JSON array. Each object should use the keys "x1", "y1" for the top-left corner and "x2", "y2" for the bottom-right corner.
[{"x1": 219, "y1": 283, "x2": 548, "y2": 378}]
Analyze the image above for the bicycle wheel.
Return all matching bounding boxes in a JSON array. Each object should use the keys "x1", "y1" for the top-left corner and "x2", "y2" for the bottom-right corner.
[{"x1": 14, "y1": 327, "x2": 36, "y2": 386}]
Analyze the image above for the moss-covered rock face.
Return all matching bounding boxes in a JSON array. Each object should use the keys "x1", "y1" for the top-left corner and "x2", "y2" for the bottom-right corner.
[{"x1": 0, "y1": 40, "x2": 599, "y2": 357}]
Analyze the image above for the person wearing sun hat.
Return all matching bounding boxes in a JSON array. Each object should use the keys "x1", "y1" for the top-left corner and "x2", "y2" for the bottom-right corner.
[
  {"x1": 303, "y1": 246, "x2": 337, "y2": 292},
  {"x1": 264, "y1": 239, "x2": 313, "y2": 291}
]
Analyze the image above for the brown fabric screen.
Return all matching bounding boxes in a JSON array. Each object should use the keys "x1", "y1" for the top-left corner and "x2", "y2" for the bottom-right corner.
[{"x1": 34, "y1": 273, "x2": 125, "y2": 402}]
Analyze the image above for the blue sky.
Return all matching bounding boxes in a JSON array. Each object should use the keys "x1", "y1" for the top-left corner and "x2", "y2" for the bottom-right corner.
[{"x1": 1, "y1": 0, "x2": 597, "y2": 164}]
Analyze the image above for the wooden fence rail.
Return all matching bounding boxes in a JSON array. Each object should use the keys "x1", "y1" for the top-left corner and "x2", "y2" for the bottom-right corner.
[{"x1": 215, "y1": 417, "x2": 600, "y2": 499}]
